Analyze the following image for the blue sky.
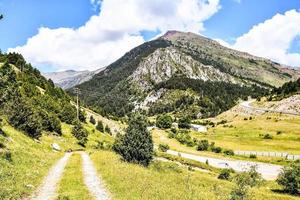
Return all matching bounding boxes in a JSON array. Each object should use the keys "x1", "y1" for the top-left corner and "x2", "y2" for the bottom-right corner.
[{"x1": 0, "y1": 0, "x2": 300, "y2": 72}]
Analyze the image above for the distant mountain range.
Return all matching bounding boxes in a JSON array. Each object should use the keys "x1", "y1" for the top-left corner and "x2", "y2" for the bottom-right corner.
[
  {"x1": 43, "y1": 68, "x2": 104, "y2": 89},
  {"x1": 67, "y1": 31, "x2": 300, "y2": 118}
]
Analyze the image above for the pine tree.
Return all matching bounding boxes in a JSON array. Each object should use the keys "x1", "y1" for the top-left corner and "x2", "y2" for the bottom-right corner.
[
  {"x1": 96, "y1": 120, "x2": 104, "y2": 132},
  {"x1": 89, "y1": 115, "x2": 96, "y2": 125},
  {"x1": 72, "y1": 123, "x2": 88, "y2": 147},
  {"x1": 113, "y1": 113, "x2": 153, "y2": 166}
]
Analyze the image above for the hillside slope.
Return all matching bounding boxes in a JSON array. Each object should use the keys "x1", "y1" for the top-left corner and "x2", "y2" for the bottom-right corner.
[
  {"x1": 0, "y1": 52, "x2": 85, "y2": 139},
  {"x1": 71, "y1": 31, "x2": 300, "y2": 118}
]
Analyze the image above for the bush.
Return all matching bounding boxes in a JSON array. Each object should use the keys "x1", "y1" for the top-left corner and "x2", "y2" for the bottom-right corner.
[
  {"x1": 158, "y1": 144, "x2": 170, "y2": 152},
  {"x1": 39, "y1": 111, "x2": 61, "y2": 135},
  {"x1": 71, "y1": 123, "x2": 88, "y2": 146},
  {"x1": 0, "y1": 127, "x2": 7, "y2": 137},
  {"x1": 95, "y1": 140, "x2": 112, "y2": 150},
  {"x1": 96, "y1": 120, "x2": 104, "y2": 132},
  {"x1": 8, "y1": 99, "x2": 42, "y2": 139},
  {"x1": 218, "y1": 168, "x2": 234, "y2": 180},
  {"x1": 224, "y1": 149, "x2": 235, "y2": 156},
  {"x1": 196, "y1": 140, "x2": 209, "y2": 151},
  {"x1": 89, "y1": 115, "x2": 96, "y2": 125},
  {"x1": 178, "y1": 116, "x2": 191, "y2": 129},
  {"x1": 175, "y1": 130, "x2": 195, "y2": 147},
  {"x1": 105, "y1": 125, "x2": 111, "y2": 135},
  {"x1": 59, "y1": 103, "x2": 77, "y2": 124},
  {"x1": 249, "y1": 154, "x2": 257, "y2": 159},
  {"x1": 211, "y1": 146, "x2": 222, "y2": 153},
  {"x1": 263, "y1": 134, "x2": 273, "y2": 139},
  {"x1": 113, "y1": 113, "x2": 154, "y2": 166},
  {"x1": 156, "y1": 114, "x2": 173, "y2": 129},
  {"x1": 229, "y1": 166, "x2": 263, "y2": 200},
  {"x1": 167, "y1": 130, "x2": 176, "y2": 139},
  {"x1": 171, "y1": 127, "x2": 177, "y2": 134},
  {"x1": 277, "y1": 162, "x2": 300, "y2": 194}
]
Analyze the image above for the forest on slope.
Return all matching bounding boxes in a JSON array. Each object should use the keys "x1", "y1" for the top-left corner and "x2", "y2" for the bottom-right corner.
[{"x1": 0, "y1": 52, "x2": 85, "y2": 139}]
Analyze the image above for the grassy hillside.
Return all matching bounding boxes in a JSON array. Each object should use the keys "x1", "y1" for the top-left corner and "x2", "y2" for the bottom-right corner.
[
  {"x1": 0, "y1": 117, "x2": 112, "y2": 199},
  {"x1": 0, "y1": 121, "x2": 80, "y2": 199},
  {"x1": 0, "y1": 52, "x2": 86, "y2": 139}
]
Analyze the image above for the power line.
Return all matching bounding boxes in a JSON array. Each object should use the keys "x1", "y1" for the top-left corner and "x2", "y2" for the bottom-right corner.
[{"x1": 74, "y1": 88, "x2": 81, "y2": 121}]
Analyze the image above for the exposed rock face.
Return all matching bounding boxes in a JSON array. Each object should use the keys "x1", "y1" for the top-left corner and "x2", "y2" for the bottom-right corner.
[
  {"x1": 131, "y1": 46, "x2": 237, "y2": 91},
  {"x1": 71, "y1": 31, "x2": 300, "y2": 117}
]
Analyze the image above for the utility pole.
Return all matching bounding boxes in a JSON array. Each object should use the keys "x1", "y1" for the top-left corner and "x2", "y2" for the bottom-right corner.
[{"x1": 74, "y1": 88, "x2": 81, "y2": 122}]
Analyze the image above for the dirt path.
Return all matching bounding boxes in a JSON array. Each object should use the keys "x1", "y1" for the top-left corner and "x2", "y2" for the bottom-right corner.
[
  {"x1": 31, "y1": 152, "x2": 72, "y2": 200},
  {"x1": 166, "y1": 150, "x2": 282, "y2": 180},
  {"x1": 80, "y1": 152, "x2": 111, "y2": 200}
]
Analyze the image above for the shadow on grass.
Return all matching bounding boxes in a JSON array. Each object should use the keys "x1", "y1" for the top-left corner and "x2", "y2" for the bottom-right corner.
[{"x1": 271, "y1": 189, "x2": 300, "y2": 197}]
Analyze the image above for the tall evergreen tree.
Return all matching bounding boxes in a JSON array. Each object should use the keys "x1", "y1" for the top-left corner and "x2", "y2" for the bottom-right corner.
[{"x1": 113, "y1": 113, "x2": 153, "y2": 166}]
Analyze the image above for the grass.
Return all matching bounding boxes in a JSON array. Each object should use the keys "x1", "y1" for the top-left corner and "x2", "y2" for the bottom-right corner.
[
  {"x1": 90, "y1": 150, "x2": 299, "y2": 200},
  {"x1": 0, "y1": 119, "x2": 90, "y2": 199},
  {"x1": 57, "y1": 153, "x2": 93, "y2": 200},
  {"x1": 152, "y1": 127, "x2": 296, "y2": 166},
  {"x1": 193, "y1": 113, "x2": 300, "y2": 154},
  {"x1": 84, "y1": 122, "x2": 114, "y2": 149},
  {"x1": 0, "y1": 124, "x2": 63, "y2": 199}
]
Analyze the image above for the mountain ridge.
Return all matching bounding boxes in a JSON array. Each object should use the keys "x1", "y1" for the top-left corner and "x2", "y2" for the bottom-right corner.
[
  {"x1": 70, "y1": 31, "x2": 300, "y2": 118},
  {"x1": 43, "y1": 68, "x2": 105, "y2": 89}
]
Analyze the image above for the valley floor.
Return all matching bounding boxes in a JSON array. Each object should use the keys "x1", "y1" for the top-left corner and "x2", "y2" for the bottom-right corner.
[{"x1": 1, "y1": 110, "x2": 300, "y2": 200}]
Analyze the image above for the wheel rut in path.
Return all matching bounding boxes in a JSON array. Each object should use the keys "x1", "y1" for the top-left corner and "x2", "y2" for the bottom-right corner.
[
  {"x1": 80, "y1": 152, "x2": 111, "y2": 200},
  {"x1": 31, "y1": 152, "x2": 72, "y2": 200}
]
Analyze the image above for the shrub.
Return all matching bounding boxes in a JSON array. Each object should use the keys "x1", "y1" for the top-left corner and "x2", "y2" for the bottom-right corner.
[
  {"x1": 263, "y1": 134, "x2": 273, "y2": 139},
  {"x1": 2, "y1": 150, "x2": 12, "y2": 162},
  {"x1": 8, "y1": 99, "x2": 42, "y2": 139},
  {"x1": 39, "y1": 111, "x2": 61, "y2": 135},
  {"x1": 89, "y1": 115, "x2": 96, "y2": 125},
  {"x1": 277, "y1": 162, "x2": 300, "y2": 194},
  {"x1": 171, "y1": 127, "x2": 177, "y2": 134},
  {"x1": 224, "y1": 149, "x2": 235, "y2": 156},
  {"x1": 175, "y1": 130, "x2": 195, "y2": 147},
  {"x1": 71, "y1": 123, "x2": 88, "y2": 147},
  {"x1": 211, "y1": 146, "x2": 222, "y2": 153},
  {"x1": 158, "y1": 144, "x2": 170, "y2": 152},
  {"x1": 59, "y1": 103, "x2": 77, "y2": 124},
  {"x1": 197, "y1": 140, "x2": 209, "y2": 151},
  {"x1": 96, "y1": 120, "x2": 104, "y2": 132},
  {"x1": 105, "y1": 125, "x2": 111, "y2": 135},
  {"x1": 178, "y1": 116, "x2": 191, "y2": 129},
  {"x1": 276, "y1": 131, "x2": 282, "y2": 135},
  {"x1": 249, "y1": 154, "x2": 257, "y2": 159},
  {"x1": 0, "y1": 127, "x2": 7, "y2": 137},
  {"x1": 113, "y1": 113, "x2": 154, "y2": 166},
  {"x1": 229, "y1": 166, "x2": 263, "y2": 200},
  {"x1": 156, "y1": 114, "x2": 173, "y2": 129},
  {"x1": 167, "y1": 131, "x2": 176, "y2": 139},
  {"x1": 218, "y1": 168, "x2": 234, "y2": 180},
  {"x1": 95, "y1": 140, "x2": 112, "y2": 150}
]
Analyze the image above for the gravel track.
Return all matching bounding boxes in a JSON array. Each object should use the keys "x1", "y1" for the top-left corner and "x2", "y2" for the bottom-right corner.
[
  {"x1": 30, "y1": 152, "x2": 72, "y2": 200},
  {"x1": 80, "y1": 152, "x2": 111, "y2": 200}
]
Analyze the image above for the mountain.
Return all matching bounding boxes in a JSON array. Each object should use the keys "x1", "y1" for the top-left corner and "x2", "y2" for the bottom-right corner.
[
  {"x1": 43, "y1": 68, "x2": 104, "y2": 89},
  {"x1": 70, "y1": 31, "x2": 300, "y2": 118},
  {"x1": 0, "y1": 52, "x2": 85, "y2": 139}
]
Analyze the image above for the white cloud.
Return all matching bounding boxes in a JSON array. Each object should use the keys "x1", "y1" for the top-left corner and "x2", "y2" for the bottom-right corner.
[
  {"x1": 216, "y1": 9, "x2": 300, "y2": 68},
  {"x1": 9, "y1": 0, "x2": 220, "y2": 71}
]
